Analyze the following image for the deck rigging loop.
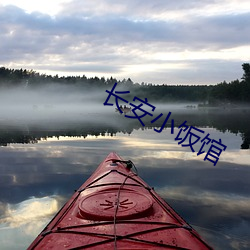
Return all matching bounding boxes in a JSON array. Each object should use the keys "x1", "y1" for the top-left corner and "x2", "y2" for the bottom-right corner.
[
  {"x1": 109, "y1": 158, "x2": 138, "y2": 174},
  {"x1": 113, "y1": 168, "x2": 137, "y2": 249}
]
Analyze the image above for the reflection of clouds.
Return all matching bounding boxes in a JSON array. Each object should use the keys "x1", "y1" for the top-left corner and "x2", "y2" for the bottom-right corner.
[
  {"x1": 157, "y1": 186, "x2": 250, "y2": 249},
  {"x1": 0, "y1": 196, "x2": 59, "y2": 230},
  {"x1": 0, "y1": 202, "x2": 7, "y2": 218},
  {"x1": 157, "y1": 186, "x2": 250, "y2": 216},
  {"x1": 4, "y1": 127, "x2": 247, "y2": 170},
  {"x1": 153, "y1": 150, "x2": 250, "y2": 167},
  {"x1": 117, "y1": 137, "x2": 178, "y2": 150},
  {"x1": 0, "y1": 130, "x2": 249, "y2": 249},
  {"x1": 221, "y1": 150, "x2": 250, "y2": 166},
  {"x1": 0, "y1": 196, "x2": 61, "y2": 249},
  {"x1": 194, "y1": 224, "x2": 250, "y2": 250},
  {"x1": 116, "y1": 129, "x2": 250, "y2": 166},
  {"x1": 152, "y1": 151, "x2": 199, "y2": 161},
  {"x1": 1, "y1": 132, "x2": 249, "y2": 195}
]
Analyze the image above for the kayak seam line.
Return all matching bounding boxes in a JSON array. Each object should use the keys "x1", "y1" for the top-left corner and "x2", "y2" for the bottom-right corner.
[
  {"x1": 54, "y1": 225, "x2": 192, "y2": 235},
  {"x1": 147, "y1": 190, "x2": 213, "y2": 249},
  {"x1": 29, "y1": 190, "x2": 82, "y2": 249},
  {"x1": 56, "y1": 225, "x2": 191, "y2": 250},
  {"x1": 56, "y1": 220, "x2": 181, "y2": 230},
  {"x1": 39, "y1": 191, "x2": 82, "y2": 239},
  {"x1": 78, "y1": 169, "x2": 151, "y2": 193},
  {"x1": 83, "y1": 170, "x2": 114, "y2": 189},
  {"x1": 148, "y1": 189, "x2": 187, "y2": 225},
  {"x1": 81, "y1": 182, "x2": 142, "y2": 190}
]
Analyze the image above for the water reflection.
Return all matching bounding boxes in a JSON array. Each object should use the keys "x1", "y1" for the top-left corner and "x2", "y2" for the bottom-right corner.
[
  {"x1": 0, "y1": 196, "x2": 62, "y2": 250},
  {"x1": 0, "y1": 127, "x2": 250, "y2": 249},
  {"x1": 0, "y1": 196, "x2": 59, "y2": 228},
  {"x1": 0, "y1": 108, "x2": 250, "y2": 149}
]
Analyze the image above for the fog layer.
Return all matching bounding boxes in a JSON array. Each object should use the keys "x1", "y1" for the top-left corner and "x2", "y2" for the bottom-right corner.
[{"x1": 0, "y1": 85, "x2": 109, "y2": 124}]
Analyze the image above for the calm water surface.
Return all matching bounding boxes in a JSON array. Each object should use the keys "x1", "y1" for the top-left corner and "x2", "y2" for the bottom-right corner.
[{"x1": 0, "y1": 107, "x2": 250, "y2": 250}]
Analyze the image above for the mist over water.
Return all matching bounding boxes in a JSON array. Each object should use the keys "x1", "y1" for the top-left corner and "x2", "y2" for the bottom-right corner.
[
  {"x1": 0, "y1": 84, "x2": 199, "y2": 128},
  {"x1": 0, "y1": 85, "x2": 110, "y2": 124},
  {"x1": 1, "y1": 84, "x2": 250, "y2": 149}
]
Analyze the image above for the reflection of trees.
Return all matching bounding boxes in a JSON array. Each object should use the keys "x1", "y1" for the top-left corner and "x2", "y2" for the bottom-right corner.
[
  {"x1": 0, "y1": 119, "x2": 135, "y2": 146},
  {"x1": 0, "y1": 131, "x2": 38, "y2": 146},
  {"x1": 0, "y1": 109, "x2": 249, "y2": 149},
  {"x1": 169, "y1": 109, "x2": 250, "y2": 149}
]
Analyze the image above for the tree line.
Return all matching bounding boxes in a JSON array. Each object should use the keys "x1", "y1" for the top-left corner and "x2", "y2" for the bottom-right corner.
[
  {"x1": 0, "y1": 63, "x2": 249, "y2": 104},
  {"x1": 208, "y1": 63, "x2": 250, "y2": 104}
]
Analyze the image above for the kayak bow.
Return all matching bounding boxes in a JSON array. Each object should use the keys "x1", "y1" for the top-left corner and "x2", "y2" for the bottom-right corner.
[{"x1": 28, "y1": 152, "x2": 213, "y2": 249}]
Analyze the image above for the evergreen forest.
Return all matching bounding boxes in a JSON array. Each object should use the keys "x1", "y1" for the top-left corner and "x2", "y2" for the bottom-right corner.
[{"x1": 0, "y1": 63, "x2": 249, "y2": 105}]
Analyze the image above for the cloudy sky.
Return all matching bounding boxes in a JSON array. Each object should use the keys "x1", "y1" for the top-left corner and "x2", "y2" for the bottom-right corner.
[{"x1": 0, "y1": 0, "x2": 250, "y2": 85}]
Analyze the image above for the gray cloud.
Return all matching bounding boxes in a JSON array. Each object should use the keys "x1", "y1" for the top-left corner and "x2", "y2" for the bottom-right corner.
[
  {"x1": 0, "y1": 1, "x2": 249, "y2": 84},
  {"x1": 59, "y1": 0, "x2": 217, "y2": 18},
  {"x1": 185, "y1": 13, "x2": 250, "y2": 49},
  {"x1": 3, "y1": 4, "x2": 249, "y2": 47}
]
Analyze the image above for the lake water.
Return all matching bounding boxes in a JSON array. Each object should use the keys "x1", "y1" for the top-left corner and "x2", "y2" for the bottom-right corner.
[{"x1": 0, "y1": 104, "x2": 250, "y2": 249}]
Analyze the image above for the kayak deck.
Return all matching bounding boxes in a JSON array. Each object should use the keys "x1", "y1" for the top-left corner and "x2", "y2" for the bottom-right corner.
[{"x1": 28, "y1": 152, "x2": 213, "y2": 249}]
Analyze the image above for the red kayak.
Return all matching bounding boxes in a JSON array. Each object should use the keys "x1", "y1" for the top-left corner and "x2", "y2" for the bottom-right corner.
[{"x1": 28, "y1": 152, "x2": 213, "y2": 249}]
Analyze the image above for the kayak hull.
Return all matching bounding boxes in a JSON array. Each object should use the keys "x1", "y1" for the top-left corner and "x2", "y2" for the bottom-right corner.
[{"x1": 28, "y1": 152, "x2": 213, "y2": 249}]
